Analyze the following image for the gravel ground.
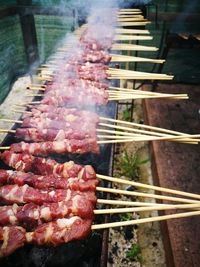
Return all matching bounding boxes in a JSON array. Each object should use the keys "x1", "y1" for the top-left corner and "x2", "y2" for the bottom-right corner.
[{"x1": 107, "y1": 81, "x2": 166, "y2": 267}]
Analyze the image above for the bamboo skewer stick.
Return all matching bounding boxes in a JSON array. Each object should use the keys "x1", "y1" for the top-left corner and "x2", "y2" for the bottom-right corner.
[
  {"x1": 37, "y1": 68, "x2": 173, "y2": 78},
  {"x1": 114, "y1": 35, "x2": 153, "y2": 41},
  {"x1": 116, "y1": 16, "x2": 148, "y2": 22},
  {"x1": 15, "y1": 101, "x2": 41, "y2": 107},
  {"x1": 1, "y1": 116, "x2": 198, "y2": 143},
  {"x1": 27, "y1": 87, "x2": 46, "y2": 91},
  {"x1": 117, "y1": 21, "x2": 151, "y2": 26},
  {"x1": 26, "y1": 94, "x2": 44, "y2": 97},
  {"x1": 37, "y1": 55, "x2": 164, "y2": 71},
  {"x1": 108, "y1": 68, "x2": 171, "y2": 77},
  {"x1": 1, "y1": 116, "x2": 194, "y2": 141},
  {"x1": 109, "y1": 86, "x2": 168, "y2": 94},
  {"x1": 97, "y1": 134, "x2": 200, "y2": 142},
  {"x1": 117, "y1": 17, "x2": 146, "y2": 22},
  {"x1": 36, "y1": 73, "x2": 173, "y2": 81},
  {"x1": 117, "y1": 18, "x2": 146, "y2": 22},
  {"x1": 116, "y1": 20, "x2": 147, "y2": 27},
  {"x1": 97, "y1": 174, "x2": 200, "y2": 200},
  {"x1": 35, "y1": 77, "x2": 52, "y2": 82},
  {"x1": 108, "y1": 89, "x2": 188, "y2": 98},
  {"x1": 36, "y1": 59, "x2": 165, "y2": 73},
  {"x1": 108, "y1": 89, "x2": 175, "y2": 95},
  {"x1": 109, "y1": 68, "x2": 166, "y2": 73},
  {"x1": 94, "y1": 203, "x2": 200, "y2": 215},
  {"x1": 31, "y1": 74, "x2": 174, "y2": 82},
  {"x1": 110, "y1": 54, "x2": 165, "y2": 63},
  {"x1": 28, "y1": 87, "x2": 185, "y2": 98},
  {"x1": 1, "y1": 114, "x2": 198, "y2": 143},
  {"x1": 0, "y1": 147, "x2": 10, "y2": 150},
  {"x1": 12, "y1": 109, "x2": 32, "y2": 114},
  {"x1": 99, "y1": 117, "x2": 191, "y2": 137},
  {"x1": 27, "y1": 84, "x2": 46, "y2": 88},
  {"x1": 118, "y1": 11, "x2": 142, "y2": 14},
  {"x1": 108, "y1": 92, "x2": 186, "y2": 97},
  {"x1": 0, "y1": 129, "x2": 143, "y2": 141},
  {"x1": 111, "y1": 43, "x2": 158, "y2": 51},
  {"x1": 97, "y1": 129, "x2": 149, "y2": 137},
  {"x1": 0, "y1": 125, "x2": 142, "y2": 138},
  {"x1": 1, "y1": 128, "x2": 197, "y2": 143},
  {"x1": 117, "y1": 16, "x2": 144, "y2": 19},
  {"x1": 108, "y1": 95, "x2": 188, "y2": 100},
  {"x1": 119, "y1": 8, "x2": 142, "y2": 11},
  {"x1": 0, "y1": 130, "x2": 150, "y2": 140},
  {"x1": 118, "y1": 10, "x2": 142, "y2": 13},
  {"x1": 119, "y1": 10, "x2": 141, "y2": 12},
  {"x1": 24, "y1": 91, "x2": 188, "y2": 100},
  {"x1": 97, "y1": 187, "x2": 200, "y2": 204},
  {"x1": 108, "y1": 76, "x2": 173, "y2": 80},
  {"x1": 97, "y1": 137, "x2": 198, "y2": 145},
  {"x1": 27, "y1": 84, "x2": 181, "y2": 99},
  {"x1": 92, "y1": 210, "x2": 200, "y2": 230},
  {"x1": 97, "y1": 136, "x2": 195, "y2": 144},
  {"x1": 3, "y1": 130, "x2": 164, "y2": 141},
  {"x1": 117, "y1": 15, "x2": 145, "y2": 19},
  {"x1": 118, "y1": 10, "x2": 142, "y2": 12},
  {"x1": 118, "y1": 11, "x2": 142, "y2": 15},
  {"x1": 27, "y1": 84, "x2": 181, "y2": 98},
  {"x1": 107, "y1": 91, "x2": 186, "y2": 97},
  {"x1": 0, "y1": 133, "x2": 196, "y2": 144},
  {"x1": 98, "y1": 124, "x2": 199, "y2": 144},
  {"x1": 0, "y1": 129, "x2": 16, "y2": 133},
  {"x1": 98, "y1": 122, "x2": 175, "y2": 138},
  {"x1": 115, "y1": 28, "x2": 150, "y2": 34},
  {"x1": 98, "y1": 135, "x2": 143, "y2": 139},
  {"x1": 97, "y1": 199, "x2": 172, "y2": 207}
]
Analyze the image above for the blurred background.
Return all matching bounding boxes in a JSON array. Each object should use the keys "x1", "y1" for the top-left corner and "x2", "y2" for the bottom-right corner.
[{"x1": 0, "y1": 0, "x2": 200, "y2": 102}]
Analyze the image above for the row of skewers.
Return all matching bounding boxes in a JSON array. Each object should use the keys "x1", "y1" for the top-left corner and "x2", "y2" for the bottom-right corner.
[
  {"x1": 1, "y1": 152, "x2": 200, "y2": 257},
  {"x1": 0, "y1": 7, "x2": 200, "y2": 258},
  {"x1": 1, "y1": 107, "x2": 200, "y2": 157}
]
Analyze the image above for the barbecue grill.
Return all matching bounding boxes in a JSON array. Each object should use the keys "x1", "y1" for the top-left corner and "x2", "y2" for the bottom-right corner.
[
  {"x1": 0, "y1": 2, "x2": 200, "y2": 267},
  {"x1": 0, "y1": 3, "x2": 119, "y2": 265}
]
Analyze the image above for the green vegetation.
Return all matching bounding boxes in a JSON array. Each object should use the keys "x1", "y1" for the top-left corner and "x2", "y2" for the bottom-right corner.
[
  {"x1": 122, "y1": 107, "x2": 131, "y2": 121},
  {"x1": 126, "y1": 243, "x2": 142, "y2": 262},
  {"x1": 0, "y1": 16, "x2": 27, "y2": 103},
  {"x1": 35, "y1": 15, "x2": 73, "y2": 63},
  {"x1": 120, "y1": 213, "x2": 133, "y2": 221},
  {"x1": 118, "y1": 150, "x2": 149, "y2": 179}
]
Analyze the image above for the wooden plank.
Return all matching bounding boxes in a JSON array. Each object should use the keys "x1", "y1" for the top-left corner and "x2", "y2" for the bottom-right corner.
[{"x1": 143, "y1": 83, "x2": 200, "y2": 267}]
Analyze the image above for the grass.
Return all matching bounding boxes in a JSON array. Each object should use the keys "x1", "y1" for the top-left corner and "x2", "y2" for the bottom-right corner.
[
  {"x1": 126, "y1": 243, "x2": 142, "y2": 262},
  {"x1": 118, "y1": 150, "x2": 149, "y2": 179},
  {"x1": 120, "y1": 213, "x2": 133, "y2": 221},
  {"x1": 122, "y1": 106, "x2": 131, "y2": 121}
]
